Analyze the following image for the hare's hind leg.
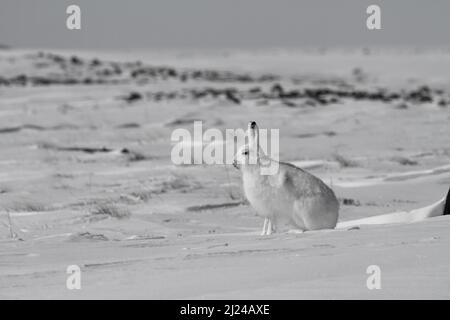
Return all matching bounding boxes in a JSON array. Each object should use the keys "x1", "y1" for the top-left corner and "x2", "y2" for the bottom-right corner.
[
  {"x1": 294, "y1": 198, "x2": 338, "y2": 231},
  {"x1": 266, "y1": 219, "x2": 274, "y2": 235}
]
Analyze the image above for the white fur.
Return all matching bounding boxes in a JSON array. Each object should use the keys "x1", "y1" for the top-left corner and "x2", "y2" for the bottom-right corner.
[{"x1": 234, "y1": 121, "x2": 339, "y2": 234}]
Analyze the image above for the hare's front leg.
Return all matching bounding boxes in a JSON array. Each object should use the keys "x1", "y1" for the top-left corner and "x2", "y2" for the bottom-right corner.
[
  {"x1": 266, "y1": 219, "x2": 274, "y2": 235},
  {"x1": 261, "y1": 218, "x2": 268, "y2": 235}
]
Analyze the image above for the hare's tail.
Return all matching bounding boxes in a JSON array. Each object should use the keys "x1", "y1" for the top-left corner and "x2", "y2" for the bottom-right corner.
[{"x1": 337, "y1": 188, "x2": 449, "y2": 229}]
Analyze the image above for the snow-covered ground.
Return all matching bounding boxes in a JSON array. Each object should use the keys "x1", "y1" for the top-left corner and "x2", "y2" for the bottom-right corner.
[{"x1": 0, "y1": 48, "x2": 450, "y2": 299}]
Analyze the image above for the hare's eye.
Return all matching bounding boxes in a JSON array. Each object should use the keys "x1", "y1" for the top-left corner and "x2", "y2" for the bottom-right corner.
[{"x1": 243, "y1": 151, "x2": 249, "y2": 155}]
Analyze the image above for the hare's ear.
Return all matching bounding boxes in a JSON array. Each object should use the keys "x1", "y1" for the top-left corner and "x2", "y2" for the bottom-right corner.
[{"x1": 247, "y1": 121, "x2": 259, "y2": 150}]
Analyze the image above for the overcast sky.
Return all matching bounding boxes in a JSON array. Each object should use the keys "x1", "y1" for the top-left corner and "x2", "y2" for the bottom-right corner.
[{"x1": 0, "y1": 0, "x2": 449, "y2": 49}]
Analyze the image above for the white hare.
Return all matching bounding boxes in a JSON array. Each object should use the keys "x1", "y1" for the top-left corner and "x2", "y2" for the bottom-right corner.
[
  {"x1": 233, "y1": 121, "x2": 450, "y2": 235},
  {"x1": 233, "y1": 121, "x2": 339, "y2": 235}
]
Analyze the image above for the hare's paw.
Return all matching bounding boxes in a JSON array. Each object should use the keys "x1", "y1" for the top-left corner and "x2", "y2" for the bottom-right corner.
[{"x1": 287, "y1": 229, "x2": 304, "y2": 234}]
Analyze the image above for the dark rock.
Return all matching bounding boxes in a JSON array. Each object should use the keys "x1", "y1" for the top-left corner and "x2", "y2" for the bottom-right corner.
[{"x1": 123, "y1": 91, "x2": 143, "y2": 103}]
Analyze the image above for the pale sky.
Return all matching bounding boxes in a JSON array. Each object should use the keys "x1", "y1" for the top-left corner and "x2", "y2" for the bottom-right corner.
[{"x1": 0, "y1": 0, "x2": 449, "y2": 49}]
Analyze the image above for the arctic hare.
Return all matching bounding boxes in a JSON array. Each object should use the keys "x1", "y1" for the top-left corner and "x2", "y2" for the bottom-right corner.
[{"x1": 233, "y1": 121, "x2": 339, "y2": 235}]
